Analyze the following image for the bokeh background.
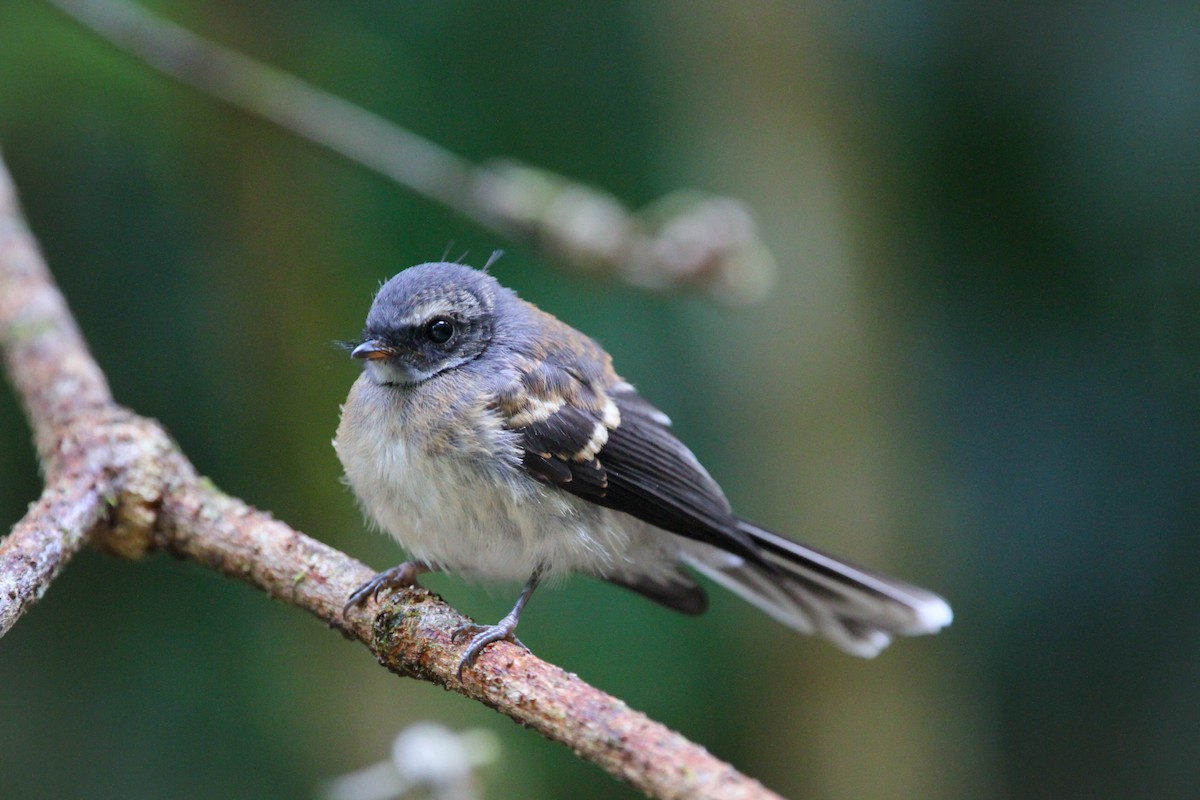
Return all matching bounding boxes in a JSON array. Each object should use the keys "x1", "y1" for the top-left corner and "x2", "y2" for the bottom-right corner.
[{"x1": 2, "y1": 2, "x2": 1198, "y2": 798}]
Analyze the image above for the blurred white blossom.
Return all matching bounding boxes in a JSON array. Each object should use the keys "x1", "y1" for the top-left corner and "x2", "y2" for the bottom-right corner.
[{"x1": 320, "y1": 723, "x2": 500, "y2": 800}]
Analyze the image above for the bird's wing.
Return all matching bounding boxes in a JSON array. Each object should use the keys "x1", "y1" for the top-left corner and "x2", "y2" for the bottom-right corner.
[
  {"x1": 490, "y1": 338, "x2": 953, "y2": 656},
  {"x1": 491, "y1": 346, "x2": 761, "y2": 562}
]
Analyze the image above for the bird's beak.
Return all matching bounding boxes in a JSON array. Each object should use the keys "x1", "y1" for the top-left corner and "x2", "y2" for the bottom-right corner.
[{"x1": 351, "y1": 339, "x2": 395, "y2": 360}]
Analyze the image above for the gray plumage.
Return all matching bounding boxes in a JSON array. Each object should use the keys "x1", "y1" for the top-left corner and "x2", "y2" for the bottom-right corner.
[{"x1": 336, "y1": 262, "x2": 951, "y2": 664}]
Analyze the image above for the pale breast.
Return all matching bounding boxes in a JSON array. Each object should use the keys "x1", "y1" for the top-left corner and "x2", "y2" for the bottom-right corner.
[{"x1": 335, "y1": 373, "x2": 670, "y2": 582}]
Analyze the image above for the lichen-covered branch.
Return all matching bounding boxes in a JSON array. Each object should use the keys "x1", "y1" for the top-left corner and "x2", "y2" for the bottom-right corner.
[
  {"x1": 0, "y1": 158, "x2": 112, "y2": 466},
  {"x1": 44, "y1": 0, "x2": 775, "y2": 305},
  {"x1": 159, "y1": 478, "x2": 778, "y2": 799},
  {"x1": 0, "y1": 154, "x2": 781, "y2": 799},
  {"x1": 0, "y1": 478, "x2": 107, "y2": 637}
]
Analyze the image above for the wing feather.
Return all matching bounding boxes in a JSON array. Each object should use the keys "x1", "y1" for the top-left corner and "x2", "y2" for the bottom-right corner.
[{"x1": 493, "y1": 351, "x2": 761, "y2": 561}]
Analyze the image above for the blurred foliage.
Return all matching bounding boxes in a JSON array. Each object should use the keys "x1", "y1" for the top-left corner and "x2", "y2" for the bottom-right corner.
[{"x1": 2, "y1": 2, "x2": 1198, "y2": 799}]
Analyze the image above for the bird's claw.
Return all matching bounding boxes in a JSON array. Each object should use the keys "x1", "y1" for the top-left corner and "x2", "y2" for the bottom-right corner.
[
  {"x1": 453, "y1": 619, "x2": 527, "y2": 680},
  {"x1": 343, "y1": 562, "x2": 427, "y2": 616}
]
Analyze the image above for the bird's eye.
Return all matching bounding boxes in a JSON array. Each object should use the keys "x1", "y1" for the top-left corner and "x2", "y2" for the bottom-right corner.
[{"x1": 424, "y1": 317, "x2": 455, "y2": 344}]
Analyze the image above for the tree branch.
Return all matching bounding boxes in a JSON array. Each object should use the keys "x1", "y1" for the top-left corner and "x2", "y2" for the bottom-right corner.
[
  {"x1": 0, "y1": 156, "x2": 781, "y2": 798},
  {"x1": 44, "y1": 0, "x2": 776, "y2": 305},
  {"x1": 0, "y1": 158, "x2": 112, "y2": 465},
  {"x1": 0, "y1": 478, "x2": 107, "y2": 637}
]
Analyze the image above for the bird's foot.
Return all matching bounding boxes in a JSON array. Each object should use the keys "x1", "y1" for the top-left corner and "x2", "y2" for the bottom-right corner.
[
  {"x1": 344, "y1": 561, "x2": 430, "y2": 616},
  {"x1": 452, "y1": 614, "x2": 528, "y2": 680}
]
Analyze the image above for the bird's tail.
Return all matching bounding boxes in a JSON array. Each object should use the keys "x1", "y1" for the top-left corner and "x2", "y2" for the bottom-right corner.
[{"x1": 681, "y1": 519, "x2": 953, "y2": 658}]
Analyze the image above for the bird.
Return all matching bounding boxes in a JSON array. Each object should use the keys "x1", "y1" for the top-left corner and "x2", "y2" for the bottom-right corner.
[{"x1": 335, "y1": 261, "x2": 952, "y2": 677}]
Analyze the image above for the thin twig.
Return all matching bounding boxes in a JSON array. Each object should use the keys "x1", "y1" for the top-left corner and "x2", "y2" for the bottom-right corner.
[
  {"x1": 43, "y1": 0, "x2": 776, "y2": 304},
  {"x1": 44, "y1": 0, "x2": 476, "y2": 212},
  {"x1": 0, "y1": 154, "x2": 782, "y2": 799},
  {"x1": 0, "y1": 478, "x2": 108, "y2": 637}
]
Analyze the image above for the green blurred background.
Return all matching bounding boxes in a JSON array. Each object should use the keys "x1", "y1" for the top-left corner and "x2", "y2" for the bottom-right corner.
[{"x1": 2, "y1": 2, "x2": 1198, "y2": 798}]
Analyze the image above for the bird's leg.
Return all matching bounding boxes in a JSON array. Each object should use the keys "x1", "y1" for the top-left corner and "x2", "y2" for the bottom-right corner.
[
  {"x1": 454, "y1": 567, "x2": 543, "y2": 679},
  {"x1": 344, "y1": 560, "x2": 433, "y2": 616}
]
